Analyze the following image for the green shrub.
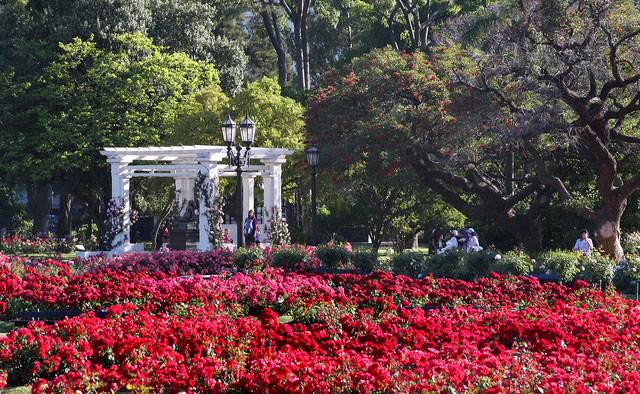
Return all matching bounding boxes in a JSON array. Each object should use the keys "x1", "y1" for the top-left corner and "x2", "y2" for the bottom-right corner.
[
  {"x1": 351, "y1": 249, "x2": 379, "y2": 274},
  {"x1": 544, "y1": 250, "x2": 580, "y2": 283},
  {"x1": 391, "y1": 250, "x2": 428, "y2": 278},
  {"x1": 315, "y1": 243, "x2": 350, "y2": 271},
  {"x1": 613, "y1": 255, "x2": 640, "y2": 295},
  {"x1": 13, "y1": 220, "x2": 33, "y2": 237},
  {"x1": 429, "y1": 250, "x2": 464, "y2": 278},
  {"x1": 622, "y1": 232, "x2": 640, "y2": 255},
  {"x1": 462, "y1": 251, "x2": 499, "y2": 280},
  {"x1": 233, "y1": 247, "x2": 265, "y2": 271},
  {"x1": 270, "y1": 246, "x2": 309, "y2": 272},
  {"x1": 495, "y1": 249, "x2": 534, "y2": 276},
  {"x1": 578, "y1": 251, "x2": 615, "y2": 285}
]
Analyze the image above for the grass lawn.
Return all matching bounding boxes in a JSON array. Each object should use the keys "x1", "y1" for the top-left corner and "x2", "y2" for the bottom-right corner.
[
  {"x1": 6, "y1": 253, "x2": 76, "y2": 260},
  {"x1": 1, "y1": 386, "x2": 31, "y2": 393},
  {"x1": 0, "y1": 321, "x2": 15, "y2": 337}
]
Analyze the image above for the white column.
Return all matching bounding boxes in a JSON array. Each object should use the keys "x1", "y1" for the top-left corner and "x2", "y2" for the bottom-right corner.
[
  {"x1": 271, "y1": 164, "x2": 283, "y2": 210},
  {"x1": 108, "y1": 159, "x2": 129, "y2": 253},
  {"x1": 242, "y1": 175, "x2": 255, "y2": 222},
  {"x1": 174, "y1": 161, "x2": 196, "y2": 214},
  {"x1": 197, "y1": 155, "x2": 220, "y2": 251},
  {"x1": 263, "y1": 169, "x2": 274, "y2": 213},
  {"x1": 121, "y1": 175, "x2": 131, "y2": 250}
]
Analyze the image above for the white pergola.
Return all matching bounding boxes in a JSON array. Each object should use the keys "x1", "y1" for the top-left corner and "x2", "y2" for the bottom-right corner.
[{"x1": 101, "y1": 145, "x2": 294, "y2": 253}]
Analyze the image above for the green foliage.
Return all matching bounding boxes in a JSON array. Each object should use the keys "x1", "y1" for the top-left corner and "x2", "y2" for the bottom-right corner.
[
  {"x1": 428, "y1": 250, "x2": 465, "y2": 278},
  {"x1": 544, "y1": 250, "x2": 580, "y2": 283},
  {"x1": 264, "y1": 208, "x2": 291, "y2": 246},
  {"x1": 308, "y1": 46, "x2": 456, "y2": 177},
  {"x1": 390, "y1": 250, "x2": 428, "y2": 278},
  {"x1": 12, "y1": 221, "x2": 32, "y2": 238},
  {"x1": 315, "y1": 243, "x2": 350, "y2": 271},
  {"x1": 495, "y1": 249, "x2": 534, "y2": 276},
  {"x1": 3, "y1": 0, "x2": 151, "y2": 51},
  {"x1": 579, "y1": 251, "x2": 616, "y2": 285},
  {"x1": 147, "y1": 0, "x2": 248, "y2": 95},
  {"x1": 288, "y1": 299, "x2": 356, "y2": 327},
  {"x1": 270, "y1": 246, "x2": 309, "y2": 272},
  {"x1": 308, "y1": 47, "x2": 470, "y2": 252},
  {"x1": 350, "y1": 249, "x2": 379, "y2": 274},
  {"x1": 0, "y1": 33, "x2": 219, "y2": 241},
  {"x1": 462, "y1": 251, "x2": 499, "y2": 281},
  {"x1": 168, "y1": 77, "x2": 304, "y2": 203},
  {"x1": 613, "y1": 256, "x2": 640, "y2": 294},
  {"x1": 622, "y1": 232, "x2": 640, "y2": 256},
  {"x1": 233, "y1": 247, "x2": 265, "y2": 272},
  {"x1": 231, "y1": 77, "x2": 304, "y2": 152}
]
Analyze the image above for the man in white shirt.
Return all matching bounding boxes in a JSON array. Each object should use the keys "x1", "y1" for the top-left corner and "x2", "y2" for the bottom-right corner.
[{"x1": 573, "y1": 229, "x2": 594, "y2": 255}]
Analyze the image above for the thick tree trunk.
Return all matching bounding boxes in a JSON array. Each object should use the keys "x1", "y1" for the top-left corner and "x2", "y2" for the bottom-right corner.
[
  {"x1": 495, "y1": 213, "x2": 542, "y2": 250},
  {"x1": 412, "y1": 158, "x2": 545, "y2": 252},
  {"x1": 56, "y1": 189, "x2": 72, "y2": 237},
  {"x1": 292, "y1": 17, "x2": 305, "y2": 90},
  {"x1": 261, "y1": 10, "x2": 288, "y2": 86},
  {"x1": 33, "y1": 181, "x2": 52, "y2": 236},
  {"x1": 593, "y1": 202, "x2": 626, "y2": 261},
  {"x1": 369, "y1": 224, "x2": 383, "y2": 254}
]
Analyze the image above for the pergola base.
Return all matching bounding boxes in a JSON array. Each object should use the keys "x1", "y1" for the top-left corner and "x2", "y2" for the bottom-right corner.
[{"x1": 76, "y1": 243, "x2": 145, "y2": 259}]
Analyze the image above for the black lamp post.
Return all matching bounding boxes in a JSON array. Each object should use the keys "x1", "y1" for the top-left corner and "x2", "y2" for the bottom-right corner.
[
  {"x1": 306, "y1": 146, "x2": 320, "y2": 246},
  {"x1": 222, "y1": 113, "x2": 256, "y2": 247}
]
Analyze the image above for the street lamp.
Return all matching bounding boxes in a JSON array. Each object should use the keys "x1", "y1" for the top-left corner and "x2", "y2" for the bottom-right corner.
[
  {"x1": 222, "y1": 113, "x2": 256, "y2": 247},
  {"x1": 306, "y1": 146, "x2": 320, "y2": 246}
]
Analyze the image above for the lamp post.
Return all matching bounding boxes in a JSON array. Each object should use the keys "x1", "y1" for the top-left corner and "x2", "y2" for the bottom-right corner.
[
  {"x1": 306, "y1": 146, "x2": 320, "y2": 246},
  {"x1": 222, "y1": 113, "x2": 256, "y2": 247}
]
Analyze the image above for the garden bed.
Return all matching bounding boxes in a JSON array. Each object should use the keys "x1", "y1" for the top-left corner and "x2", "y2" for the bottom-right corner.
[{"x1": 1, "y1": 253, "x2": 640, "y2": 392}]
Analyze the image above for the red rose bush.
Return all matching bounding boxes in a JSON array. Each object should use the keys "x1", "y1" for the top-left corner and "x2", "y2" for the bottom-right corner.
[{"x1": 2, "y1": 257, "x2": 640, "y2": 392}]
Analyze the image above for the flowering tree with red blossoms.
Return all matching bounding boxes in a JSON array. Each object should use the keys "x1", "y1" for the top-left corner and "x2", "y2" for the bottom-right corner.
[
  {"x1": 307, "y1": 47, "x2": 552, "y2": 249},
  {"x1": 445, "y1": 0, "x2": 640, "y2": 260}
]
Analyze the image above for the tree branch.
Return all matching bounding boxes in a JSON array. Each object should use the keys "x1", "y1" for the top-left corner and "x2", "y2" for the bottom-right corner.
[
  {"x1": 619, "y1": 174, "x2": 640, "y2": 200},
  {"x1": 604, "y1": 91, "x2": 640, "y2": 120},
  {"x1": 453, "y1": 71, "x2": 528, "y2": 114},
  {"x1": 610, "y1": 128, "x2": 640, "y2": 144},
  {"x1": 599, "y1": 24, "x2": 640, "y2": 100},
  {"x1": 523, "y1": 140, "x2": 598, "y2": 222}
]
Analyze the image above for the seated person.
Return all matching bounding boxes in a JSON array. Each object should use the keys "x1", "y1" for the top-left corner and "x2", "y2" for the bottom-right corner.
[
  {"x1": 223, "y1": 228, "x2": 233, "y2": 244},
  {"x1": 439, "y1": 230, "x2": 459, "y2": 253}
]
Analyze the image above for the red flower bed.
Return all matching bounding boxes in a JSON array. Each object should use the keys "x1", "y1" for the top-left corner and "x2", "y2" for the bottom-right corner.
[{"x1": 1, "y1": 260, "x2": 640, "y2": 393}]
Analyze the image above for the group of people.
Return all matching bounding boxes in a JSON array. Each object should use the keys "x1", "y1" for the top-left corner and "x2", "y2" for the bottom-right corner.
[
  {"x1": 431, "y1": 226, "x2": 595, "y2": 256},
  {"x1": 430, "y1": 225, "x2": 482, "y2": 254},
  {"x1": 222, "y1": 209, "x2": 262, "y2": 248}
]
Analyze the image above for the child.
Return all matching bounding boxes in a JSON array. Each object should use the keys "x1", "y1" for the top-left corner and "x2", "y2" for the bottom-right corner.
[
  {"x1": 255, "y1": 227, "x2": 261, "y2": 247},
  {"x1": 223, "y1": 228, "x2": 232, "y2": 244}
]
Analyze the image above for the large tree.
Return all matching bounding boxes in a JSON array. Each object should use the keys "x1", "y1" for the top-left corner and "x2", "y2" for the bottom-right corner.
[
  {"x1": 0, "y1": 33, "x2": 219, "y2": 244},
  {"x1": 146, "y1": 0, "x2": 248, "y2": 94},
  {"x1": 307, "y1": 47, "x2": 552, "y2": 249},
  {"x1": 256, "y1": 0, "x2": 313, "y2": 89},
  {"x1": 446, "y1": 0, "x2": 640, "y2": 260},
  {"x1": 169, "y1": 77, "x2": 306, "y2": 222}
]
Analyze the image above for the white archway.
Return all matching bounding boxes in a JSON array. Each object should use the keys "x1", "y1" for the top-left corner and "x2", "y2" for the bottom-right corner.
[{"x1": 101, "y1": 145, "x2": 294, "y2": 253}]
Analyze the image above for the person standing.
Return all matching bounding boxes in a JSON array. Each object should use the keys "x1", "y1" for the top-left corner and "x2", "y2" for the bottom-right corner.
[
  {"x1": 430, "y1": 225, "x2": 444, "y2": 254},
  {"x1": 457, "y1": 227, "x2": 466, "y2": 251},
  {"x1": 435, "y1": 232, "x2": 445, "y2": 254},
  {"x1": 573, "y1": 229, "x2": 594, "y2": 255},
  {"x1": 243, "y1": 210, "x2": 258, "y2": 247}
]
